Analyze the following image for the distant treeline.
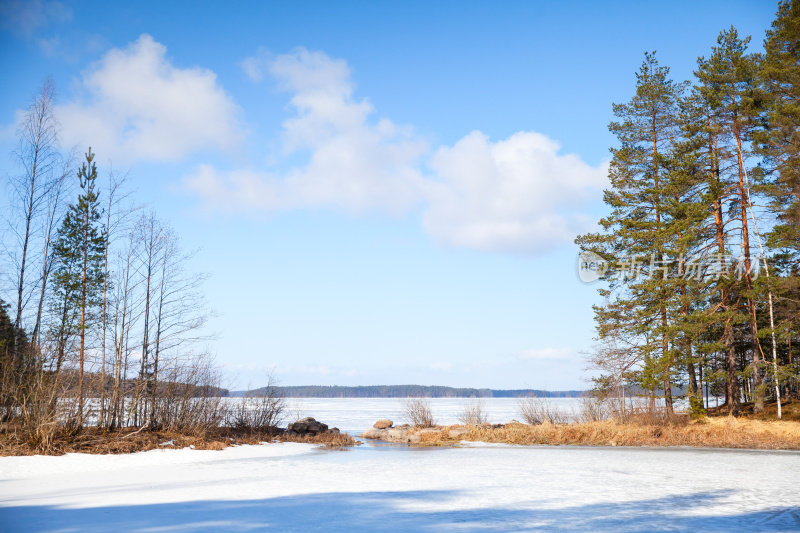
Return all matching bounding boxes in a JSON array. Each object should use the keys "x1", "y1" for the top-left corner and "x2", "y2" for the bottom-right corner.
[{"x1": 232, "y1": 385, "x2": 587, "y2": 398}]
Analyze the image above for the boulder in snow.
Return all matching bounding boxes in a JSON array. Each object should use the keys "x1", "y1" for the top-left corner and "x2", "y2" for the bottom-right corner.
[{"x1": 288, "y1": 417, "x2": 329, "y2": 435}]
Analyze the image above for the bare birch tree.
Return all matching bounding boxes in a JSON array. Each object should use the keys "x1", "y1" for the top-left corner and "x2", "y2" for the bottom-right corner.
[{"x1": 7, "y1": 79, "x2": 61, "y2": 366}]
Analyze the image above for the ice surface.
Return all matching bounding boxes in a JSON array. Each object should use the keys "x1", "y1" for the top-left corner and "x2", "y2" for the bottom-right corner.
[
  {"x1": 285, "y1": 397, "x2": 579, "y2": 433},
  {"x1": 1, "y1": 440, "x2": 799, "y2": 532}
]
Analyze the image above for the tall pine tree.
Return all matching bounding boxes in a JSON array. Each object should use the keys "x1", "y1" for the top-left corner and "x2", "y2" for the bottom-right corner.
[
  {"x1": 577, "y1": 52, "x2": 688, "y2": 414},
  {"x1": 760, "y1": 0, "x2": 800, "y2": 258},
  {"x1": 695, "y1": 27, "x2": 767, "y2": 412},
  {"x1": 51, "y1": 148, "x2": 106, "y2": 424},
  {"x1": 757, "y1": 0, "x2": 800, "y2": 404}
]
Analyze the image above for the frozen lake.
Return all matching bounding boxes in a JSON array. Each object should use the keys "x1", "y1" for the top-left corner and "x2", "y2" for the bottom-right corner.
[
  {"x1": 2, "y1": 397, "x2": 792, "y2": 532},
  {"x1": 1, "y1": 441, "x2": 799, "y2": 532},
  {"x1": 283, "y1": 397, "x2": 690, "y2": 434},
  {"x1": 284, "y1": 397, "x2": 580, "y2": 433}
]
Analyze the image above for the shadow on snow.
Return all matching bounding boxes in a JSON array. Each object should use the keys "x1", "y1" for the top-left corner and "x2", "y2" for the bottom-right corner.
[{"x1": 2, "y1": 489, "x2": 799, "y2": 532}]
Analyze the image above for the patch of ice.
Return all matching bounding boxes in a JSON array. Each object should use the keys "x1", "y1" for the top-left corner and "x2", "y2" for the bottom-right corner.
[{"x1": 1, "y1": 441, "x2": 798, "y2": 532}]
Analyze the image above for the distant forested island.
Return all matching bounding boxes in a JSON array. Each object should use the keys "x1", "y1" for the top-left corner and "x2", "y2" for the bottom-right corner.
[{"x1": 231, "y1": 385, "x2": 587, "y2": 398}]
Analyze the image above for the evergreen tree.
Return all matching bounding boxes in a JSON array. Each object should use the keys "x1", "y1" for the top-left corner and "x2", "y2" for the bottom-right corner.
[
  {"x1": 760, "y1": 0, "x2": 800, "y2": 258},
  {"x1": 665, "y1": 110, "x2": 714, "y2": 414},
  {"x1": 680, "y1": 83, "x2": 744, "y2": 413},
  {"x1": 0, "y1": 298, "x2": 29, "y2": 420},
  {"x1": 0, "y1": 299, "x2": 17, "y2": 418},
  {"x1": 757, "y1": 0, "x2": 800, "y2": 402},
  {"x1": 695, "y1": 27, "x2": 767, "y2": 412},
  {"x1": 577, "y1": 53, "x2": 689, "y2": 414},
  {"x1": 51, "y1": 148, "x2": 106, "y2": 423}
]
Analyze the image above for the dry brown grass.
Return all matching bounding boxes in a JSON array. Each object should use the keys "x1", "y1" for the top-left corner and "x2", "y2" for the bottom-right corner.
[
  {"x1": 409, "y1": 417, "x2": 800, "y2": 450},
  {"x1": 708, "y1": 398, "x2": 800, "y2": 422},
  {"x1": 276, "y1": 431, "x2": 356, "y2": 447},
  {"x1": 0, "y1": 424, "x2": 355, "y2": 456}
]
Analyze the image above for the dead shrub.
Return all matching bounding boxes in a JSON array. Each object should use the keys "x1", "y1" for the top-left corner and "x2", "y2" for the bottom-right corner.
[
  {"x1": 518, "y1": 396, "x2": 568, "y2": 425},
  {"x1": 404, "y1": 398, "x2": 435, "y2": 428},
  {"x1": 576, "y1": 396, "x2": 608, "y2": 423},
  {"x1": 227, "y1": 392, "x2": 286, "y2": 433},
  {"x1": 458, "y1": 400, "x2": 488, "y2": 426}
]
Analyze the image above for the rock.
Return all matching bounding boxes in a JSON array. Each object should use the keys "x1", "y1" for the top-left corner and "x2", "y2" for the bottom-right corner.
[
  {"x1": 359, "y1": 428, "x2": 385, "y2": 440},
  {"x1": 373, "y1": 419, "x2": 393, "y2": 429},
  {"x1": 359, "y1": 425, "x2": 416, "y2": 443},
  {"x1": 386, "y1": 427, "x2": 411, "y2": 441},
  {"x1": 288, "y1": 417, "x2": 329, "y2": 435},
  {"x1": 359, "y1": 424, "x2": 443, "y2": 444}
]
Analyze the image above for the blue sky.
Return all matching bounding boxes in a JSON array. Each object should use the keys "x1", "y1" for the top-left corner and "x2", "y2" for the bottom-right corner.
[{"x1": 0, "y1": 1, "x2": 777, "y2": 390}]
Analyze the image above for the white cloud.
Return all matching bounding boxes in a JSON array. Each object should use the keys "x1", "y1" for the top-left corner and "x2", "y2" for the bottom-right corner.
[
  {"x1": 185, "y1": 47, "x2": 606, "y2": 254},
  {"x1": 182, "y1": 165, "x2": 279, "y2": 211},
  {"x1": 187, "y1": 47, "x2": 428, "y2": 213},
  {"x1": 239, "y1": 48, "x2": 270, "y2": 82},
  {"x1": 0, "y1": 0, "x2": 71, "y2": 37},
  {"x1": 36, "y1": 32, "x2": 108, "y2": 63},
  {"x1": 56, "y1": 34, "x2": 242, "y2": 163},
  {"x1": 518, "y1": 348, "x2": 575, "y2": 360},
  {"x1": 270, "y1": 47, "x2": 429, "y2": 212},
  {"x1": 423, "y1": 131, "x2": 607, "y2": 254}
]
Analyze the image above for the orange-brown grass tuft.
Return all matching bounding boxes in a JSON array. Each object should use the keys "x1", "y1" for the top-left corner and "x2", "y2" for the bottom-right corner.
[
  {"x1": 276, "y1": 431, "x2": 356, "y2": 447},
  {"x1": 411, "y1": 417, "x2": 800, "y2": 450}
]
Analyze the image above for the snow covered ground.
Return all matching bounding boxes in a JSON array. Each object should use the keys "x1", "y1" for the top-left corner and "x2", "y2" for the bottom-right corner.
[{"x1": 2, "y1": 441, "x2": 799, "y2": 532}]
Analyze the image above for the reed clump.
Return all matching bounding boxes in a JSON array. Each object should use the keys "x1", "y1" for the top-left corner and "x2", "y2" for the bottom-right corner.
[{"x1": 409, "y1": 416, "x2": 800, "y2": 450}]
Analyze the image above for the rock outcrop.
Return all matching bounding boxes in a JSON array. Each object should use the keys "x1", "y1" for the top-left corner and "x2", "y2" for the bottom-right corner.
[
  {"x1": 360, "y1": 424, "x2": 415, "y2": 442},
  {"x1": 286, "y1": 417, "x2": 330, "y2": 436},
  {"x1": 360, "y1": 422, "x2": 467, "y2": 444},
  {"x1": 359, "y1": 420, "x2": 512, "y2": 444}
]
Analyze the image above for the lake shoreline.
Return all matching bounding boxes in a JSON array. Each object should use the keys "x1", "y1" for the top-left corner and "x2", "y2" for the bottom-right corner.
[
  {"x1": 359, "y1": 416, "x2": 800, "y2": 451},
  {"x1": 4, "y1": 397, "x2": 798, "y2": 455},
  {"x1": 4, "y1": 416, "x2": 800, "y2": 456}
]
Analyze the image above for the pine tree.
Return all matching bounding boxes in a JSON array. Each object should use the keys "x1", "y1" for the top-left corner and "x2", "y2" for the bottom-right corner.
[
  {"x1": 665, "y1": 109, "x2": 713, "y2": 414},
  {"x1": 51, "y1": 148, "x2": 106, "y2": 424},
  {"x1": 759, "y1": 0, "x2": 800, "y2": 327},
  {"x1": 756, "y1": 0, "x2": 800, "y2": 406},
  {"x1": 760, "y1": 0, "x2": 800, "y2": 258},
  {"x1": 695, "y1": 27, "x2": 767, "y2": 412},
  {"x1": 680, "y1": 84, "x2": 744, "y2": 413},
  {"x1": 577, "y1": 52, "x2": 689, "y2": 414}
]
